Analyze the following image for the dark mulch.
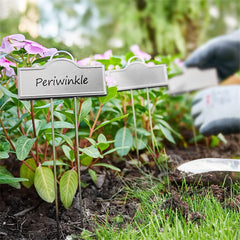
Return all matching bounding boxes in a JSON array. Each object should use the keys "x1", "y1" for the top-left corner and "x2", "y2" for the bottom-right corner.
[{"x1": 1, "y1": 134, "x2": 240, "y2": 239}]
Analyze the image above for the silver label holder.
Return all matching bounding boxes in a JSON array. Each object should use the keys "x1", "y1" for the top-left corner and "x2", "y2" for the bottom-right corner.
[
  {"x1": 109, "y1": 62, "x2": 168, "y2": 91},
  {"x1": 18, "y1": 58, "x2": 106, "y2": 100}
]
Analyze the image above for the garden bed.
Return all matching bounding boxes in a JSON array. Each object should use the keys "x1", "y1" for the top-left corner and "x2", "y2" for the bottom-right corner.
[{"x1": 1, "y1": 133, "x2": 240, "y2": 239}]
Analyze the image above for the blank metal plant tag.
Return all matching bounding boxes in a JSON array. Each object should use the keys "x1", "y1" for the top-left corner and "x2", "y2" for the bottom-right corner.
[
  {"x1": 108, "y1": 57, "x2": 168, "y2": 91},
  {"x1": 18, "y1": 52, "x2": 106, "y2": 100},
  {"x1": 168, "y1": 67, "x2": 218, "y2": 95}
]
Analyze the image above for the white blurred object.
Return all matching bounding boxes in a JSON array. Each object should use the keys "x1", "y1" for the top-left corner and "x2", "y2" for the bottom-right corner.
[{"x1": 177, "y1": 158, "x2": 240, "y2": 175}]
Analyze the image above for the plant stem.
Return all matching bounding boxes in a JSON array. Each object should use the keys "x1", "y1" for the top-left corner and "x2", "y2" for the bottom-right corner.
[
  {"x1": 44, "y1": 140, "x2": 48, "y2": 161},
  {"x1": 17, "y1": 107, "x2": 26, "y2": 135},
  {"x1": 120, "y1": 93, "x2": 127, "y2": 127},
  {"x1": 43, "y1": 104, "x2": 51, "y2": 162},
  {"x1": 22, "y1": 160, "x2": 35, "y2": 172},
  {"x1": 77, "y1": 98, "x2": 84, "y2": 129},
  {"x1": 0, "y1": 116, "x2": 16, "y2": 151},
  {"x1": 30, "y1": 54, "x2": 37, "y2": 64},
  {"x1": 30, "y1": 100, "x2": 39, "y2": 164},
  {"x1": 89, "y1": 103, "x2": 103, "y2": 138},
  {"x1": 30, "y1": 149, "x2": 37, "y2": 162}
]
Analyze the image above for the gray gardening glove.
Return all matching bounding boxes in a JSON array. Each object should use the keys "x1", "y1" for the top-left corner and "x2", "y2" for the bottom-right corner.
[
  {"x1": 185, "y1": 28, "x2": 240, "y2": 80},
  {"x1": 191, "y1": 85, "x2": 240, "y2": 136}
]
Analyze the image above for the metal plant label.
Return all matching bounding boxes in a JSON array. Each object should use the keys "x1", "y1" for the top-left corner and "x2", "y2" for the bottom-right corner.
[
  {"x1": 108, "y1": 61, "x2": 168, "y2": 91},
  {"x1": 18, "y1": 58, "x2": 106, "y2": 100},
  {"x1": 168, "y1": 67, "x2": 218, "y2": 95}
]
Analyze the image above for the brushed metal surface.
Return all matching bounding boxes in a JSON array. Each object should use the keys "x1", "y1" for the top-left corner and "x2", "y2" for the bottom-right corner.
[
  {"x1": 18, "y1": 58, "x2": 106, "y2": 100},
  {"x1": 177, "y1": 158, "x2": 240, "y2": 174},
  {"x1": 108, "y1": 62, "x2": 168, "y2": 91},
  {"x1": 168, "y1": 68, "x2": 218, "y2": 95}
]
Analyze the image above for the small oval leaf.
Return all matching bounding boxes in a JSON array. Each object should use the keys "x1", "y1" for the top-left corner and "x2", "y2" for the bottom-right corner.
[
  {"x1": 88, "y1": 169, "x2": 97, "y2": 183},
  {"x1": 0, "y1": 166, "x2": 27, "y2": 189},
  {"x1": 34, "y1": 166, "x2": 55, "y2": 203},
  {"x1": 16, "y1": 136, "x2": 36, "y2": 161},
  {"x1": 79, "y1": 145, "x2": 101, "y2": 158},
  {"x1": 60, "y1": 170, "x2": 78, "y2": 209},
  {"x1": 20, "y1": 158, "x2": 37, "y2": 188},
  {"x1": 114, "y1": 127, "x2": 133, "y2": 156}
]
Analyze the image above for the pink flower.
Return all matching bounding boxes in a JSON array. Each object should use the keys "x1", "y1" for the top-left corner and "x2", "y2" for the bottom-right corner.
[
  {"x1": 0, "y1": 34, "x2": 25, "y2": 53},
  {"x1": 93, "y1": 50, "x2": 112, "y2": 60},
  {"x1": 0, "y1": 57, "x2": 16, "y2": 77},
  {"x1": 105, "y1": 74, "x2": 117, "y2": 88},
  {"x1": 174, "y1": 58, "x2": 184, "y2": 68},
  {"x1": 77, "y1": 57, "x2": 91, "y2": 66},
  {"x1": 147, "y1": 62, "x2": 155, "y2": 66},
  {"x1": 130, "y1": 44, "x2": 151, "y2": 60},
  {"x1": 0, "y1": 34, "x2": 57, "y2": 57},
  {"x1": 24, "y1": 40, "x2": 57, "y2": 57},
  {"x1": 90, "y1": 61, "x2": 102, "y2": 66},
  {"x1": 43, "y1": 48, "x2": 58, "y2": 57},
  {"x1": 108, "y1": 64, "x2": 114, "y2": 70},
  {"x1": 77, "y1": 58, "x2": 102, "y2": 66}
]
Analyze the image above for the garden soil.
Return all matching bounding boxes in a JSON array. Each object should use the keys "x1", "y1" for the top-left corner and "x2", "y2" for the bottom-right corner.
[{"x1": 1, "y1": 134, "x2": 240, "y2": 239}]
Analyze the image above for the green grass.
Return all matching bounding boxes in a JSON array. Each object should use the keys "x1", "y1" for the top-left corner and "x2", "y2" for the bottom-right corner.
[{"x1": 79, "y1": 178, "x2": 240, "y2": 240}]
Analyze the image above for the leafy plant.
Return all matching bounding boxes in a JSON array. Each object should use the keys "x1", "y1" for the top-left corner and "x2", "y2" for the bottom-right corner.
[{"x1": 0, "y1": 33, "x2": 184, "y2": 208}]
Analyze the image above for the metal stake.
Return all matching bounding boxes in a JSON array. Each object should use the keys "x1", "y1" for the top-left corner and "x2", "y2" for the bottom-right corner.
[
  {"x1": 74, "y1": 97, "x2": 84, "y2": 228},
  {"x1": 146, "y1": 88, "x2": 155, "y2": 152},
  {"x1": 130, "y1": 90, "x2": 139, "y2": 159},
  {"x1": 50, "y1": 98, "x2": 60, "y2": 237}
]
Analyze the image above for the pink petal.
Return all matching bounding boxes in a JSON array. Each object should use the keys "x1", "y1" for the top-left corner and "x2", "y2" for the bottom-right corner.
[
  {"x1": 77, "y1": 58, "x2": 91, "y2": 66},
  {"x1": 147, "y1": 62, "x2": 155, "y2": 66},
  {"x1": 105, "y1": 74, "x2": 117, "y2": 87},
  {"x1": 93, "y1": 50, "x2": 112, "y2": 60},
  {"x1": 0, "y1": 34, "x2": 25, "y2": 53},
  {"x1": 42, "y1": 48, "x2": 58, "y2": 57},
  {"x1": 24, "y1": 40, "x2": 47, "y2": 55},
  {"x1": 130, "y1": 44, "x2": 151, "y2": 60}
]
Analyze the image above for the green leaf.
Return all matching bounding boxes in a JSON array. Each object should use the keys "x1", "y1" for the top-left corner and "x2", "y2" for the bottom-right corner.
[
  {"x1": 94, "y1": 114, "x2": 128, "y2": 131},
  {"x1": 62, "y1": 145, "x2": 75, "y2": 162},
  {"x1": 85, "y1": 137, "x2": 97, "y2": 146},
  {"x1": 156, "y1": 118, "x2": 182, "y2": 139},
  {"x1": 83, "y1": 118, "x2": 91, "y2": 129},
  {"x1": 0, "y1": 94, "x2": 14, "y2": 111},
  {"x1": 99, "y1": 86, "x2": 117, "y2": 104},
  {"x1": 80, "y1": 154, "x2": 93, "y2": 166},
  {"x1": 211, "y1": 135, "x2": 219, "y2": 148},
  {"x1": 0, "y1": 151, "x2": 9, "y2": 159},
  {"x1": 79, "y1": 145, "x2": 101, "y2": 158},
  {"x1": 20, "y1": 158, "x2": 37, "y2": 188},
  {"x1": 97, "y1": 134, "x2": 109, "y2": 151},
  {"x1": 16, "y1": 136, "x2": 37, "y2": 161},
  {"x1": 43, "y1": 121, "x2": 75, "y2": 130},
  {"x1": 93, "y1": 163, "x2": 121, "y2": 172},
  {"x1": 42, "y1": 160, "x2": 68, "y2": 166},
  {"x1": 133, "y1": 137, "x2": 148, "y2": 150},
  {"x1": 114, "y1": 127, "x2": 133, "y2": 156},
  {"x1": 55, "y1": 133, "x2": 74, "y2": 148},
  {"x1": 9, "y1": 113, "x2": 29, "y2": 132},
  {"x1": 97, "y1": 134, "x2": 107, "y2": 143},
  {"x1": 0, "y1": 166, "x2": 28, "y2": 188},
  {"x1": 35, "y1": 100, "x2": 63, "y2": 109},
  {"x1": 34, "y1": 166, "x2": 55, "y2": 203},
  {"x1": 80, "y1": 98, "x2": 92, "y2": 122},
  {"x1": 0, "y1": 85, "x2": 18, "y2": 99},
  {"x1": 0, "y1": 85, "x2": 30, "y2": 112},
  {"x1": 88, "y1": 169, "x2": 97, "y2": 183},
  {"x1": 158, "y1": 124, "x2": 175, "y2": 144},
  {"x1": 102, "y1": 146, "x2": 128, "y2": 156},
  {"x1": 60, "y1": 170, "x2": 78, "y2": 209},
  {"x1": 0, "y1": 141, "x2": 10, "y2": 152}
]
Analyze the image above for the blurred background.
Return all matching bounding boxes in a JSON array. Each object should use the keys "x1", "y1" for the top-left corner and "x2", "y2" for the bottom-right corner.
[{"x1": 0, "y1": 0, "x2": 239, "y2": 60}]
